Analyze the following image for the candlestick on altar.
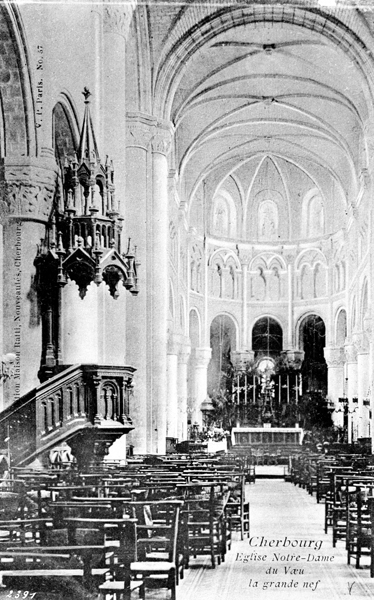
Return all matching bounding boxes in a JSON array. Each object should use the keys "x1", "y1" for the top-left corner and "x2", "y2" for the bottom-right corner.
[
  {"x1": 244, "y1": 374, "x2": 247, "y2": 405},
  {"x1": 237, "y1": 375, "x2": 240, "y2": 405},
  {"x1": 287, "y1": 375, "x2": 290, "y2": 404},
  {"x1": 279, "y1": 375, "x2": 281, "y2": 403},
  {"x1": 253, "y1": 376, "x2": 256, "y2": 403}
]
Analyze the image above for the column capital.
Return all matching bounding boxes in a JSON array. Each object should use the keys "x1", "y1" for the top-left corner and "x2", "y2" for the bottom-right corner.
[
  {"x1": 103, "y1": 1, "x2": 136, "y2": 40},
  {"x1": 284, "y1": 252, "x2": 296, "y2": 266},
  {"x1": 126, "y1": 113, "x2": 174, "y2": 154},
  {"x1": 324, "y1": 346, "x2": 345, "y2": 367},
  {"x1": 231, "y1": 351, "x2": 255, "y2": 370},
  {"x1": 0, "y1": 159, "x2": 58, "y2": 224},
  {"x1": 194, "y1": 347, "x2": 211, "y2": 368},
  {"x1": 151, "y1": 127, "x2": 173, "y2": 156},
  {"x1": 280, "y1": 349, "x2": 304, "y2": 370},
  {"x1": 126, "y1": 113, "x2": 155, "y2": 150}
]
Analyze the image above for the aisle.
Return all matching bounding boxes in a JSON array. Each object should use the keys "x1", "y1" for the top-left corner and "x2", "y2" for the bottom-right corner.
[{"x1": 178, "y1": 479, "x2": 374, "y2": 600}]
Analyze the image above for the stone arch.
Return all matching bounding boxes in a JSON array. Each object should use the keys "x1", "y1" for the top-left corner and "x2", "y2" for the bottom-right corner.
[
  {"x1": 0, "y1": 3, "x2": 36, "y2": 156},
  {"x1": 52, "y1": 92, "x2": 79, "y2": 164},
  {"x1": 251, "y1": 316, "x2": 283, "y2": 357}
]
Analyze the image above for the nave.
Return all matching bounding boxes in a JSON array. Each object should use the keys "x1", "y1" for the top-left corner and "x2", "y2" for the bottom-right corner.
[{"x1": 178, "y1": 479, "x2": 374, "y2": 600}]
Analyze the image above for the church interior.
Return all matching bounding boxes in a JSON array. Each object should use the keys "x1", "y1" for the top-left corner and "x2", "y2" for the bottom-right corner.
[{"x1": 0, "y1": 0, "x2": 373, "y2": 598}]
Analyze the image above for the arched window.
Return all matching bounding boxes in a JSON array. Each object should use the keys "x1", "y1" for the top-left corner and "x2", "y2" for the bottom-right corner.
[
  {"x1": 299, "y1": 315, "x2": 327, "y2": 395},
  {"x1": 252, "y1": 317, "x2": 283, "y2": 358},
  {"x1": 258, "y1": 200, "x2": 278, "y2": 241},
  {"x1": 208, "y1": 315, "x2": 237, "y2": 395},
  {"x1": 336, "y1": 310, "x2": 347, "y2": 347}
]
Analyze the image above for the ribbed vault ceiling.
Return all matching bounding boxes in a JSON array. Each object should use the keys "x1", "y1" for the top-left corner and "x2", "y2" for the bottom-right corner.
[{"x1": 169, "y1": 20, "x2": 371, "y2": 220}]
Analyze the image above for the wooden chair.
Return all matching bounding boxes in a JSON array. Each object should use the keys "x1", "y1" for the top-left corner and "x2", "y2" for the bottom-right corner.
[
  {"x1": 179, "y1": 482, "x2": 230, "y2": 569},
  {"x1": 130, "y1": 500, "x2": 183, "y2": 600},
  {"x1": 347, "y1": 484, "x2": 373, "y2": 569},
  {"x1": 226, "y1": 475, "x2": 249, "y2": 540}
]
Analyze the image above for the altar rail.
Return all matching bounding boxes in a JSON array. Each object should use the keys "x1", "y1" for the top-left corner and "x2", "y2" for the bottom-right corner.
[{"x1": 232, "y1": 427, "x2": 303, "y2": 447}]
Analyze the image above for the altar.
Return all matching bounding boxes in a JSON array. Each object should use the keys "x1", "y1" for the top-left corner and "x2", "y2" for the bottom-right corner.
[{"x1": 231, "y1": 427, "x2": 303, "y2": 447}]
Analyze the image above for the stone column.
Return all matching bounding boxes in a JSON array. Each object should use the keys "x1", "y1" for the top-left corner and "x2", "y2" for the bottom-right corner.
[
  {"x1": 151, "y1": 127, "x2": 173, "y2": 454},
  {"x1": 286, "y1": 255, "x2": 294, "y2": 348},
  {"x1": 125, "y1": 116, "x2": 153, "y2": 453},
  {"x1": 345, "y1": 343, "x2": 358, "y2": 442},
  {"x1": 353, "y1": 332, "x2": 370, "y2": 439},
  {"x1": 241, "y1": 260, "x2": 248, "y2": 349},
  {"x1": 192, "y1": 347, "x2": 211, "y2": 426},
  {"x1": 0, "y1": 160, "x2": 57, "y2": 407},
  {"x1": 177, "y1": 342, "x2": 191, "y2": 441},
  {"x1": 166, "y1": 335, "x2": 179, "y2": 439},
  {"x1": 323, "y1": 346, "x2": 345, "y2": 426}
]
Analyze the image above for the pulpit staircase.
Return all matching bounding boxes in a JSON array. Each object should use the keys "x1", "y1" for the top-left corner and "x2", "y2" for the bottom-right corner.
[{"x1": 0, "y1": 364, "x2": 135, "y2": 469}]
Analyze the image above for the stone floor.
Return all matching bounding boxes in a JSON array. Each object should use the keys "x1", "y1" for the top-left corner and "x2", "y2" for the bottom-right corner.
[{"x1": 177, "y1": 478, "x2": 374, "y2": 600}]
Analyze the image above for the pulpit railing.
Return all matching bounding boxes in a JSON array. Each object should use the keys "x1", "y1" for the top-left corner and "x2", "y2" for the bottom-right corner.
[{"x1": 0, "y1": 363, "x2": 135, "y2": 466}]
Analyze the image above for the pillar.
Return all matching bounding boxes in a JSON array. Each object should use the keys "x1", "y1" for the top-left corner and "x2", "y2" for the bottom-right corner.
[
  {"x1": 286, "y1": 256, "x2": 294, "y2": 348},
  {"x1": 125, "y1": 115, "x2": 173, "y2": 455},
  {"x1": 151, "y1": 128, "x2": 173, "y2": 454},
  {"x1": 166, "y1": 335, "x2": 179, "y2": 439},
  {"x1": 1, "y1": 161, "x2": 57, "y2": 406},
  {"x1": 192, "y1": 347, "x2": 211, "y2": 426},
  {"x1": 324, "y1": 346, "x2": 345, "y2": 427},
  {"x1": 345, "y1": 343, "x2": 358, "y2": 442},
  {"x1": 353, "y1": 332, "x2": 370, "y2": 439},
  {"x1": 125, "y1": 116, "x2": 152, "y2": 453},
  {"x1": 242, "y1": 261, "x2": 248, "y2": 350},
  {"x1": 177, "y1": 343, "x2": 191, "y2": 441}
]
